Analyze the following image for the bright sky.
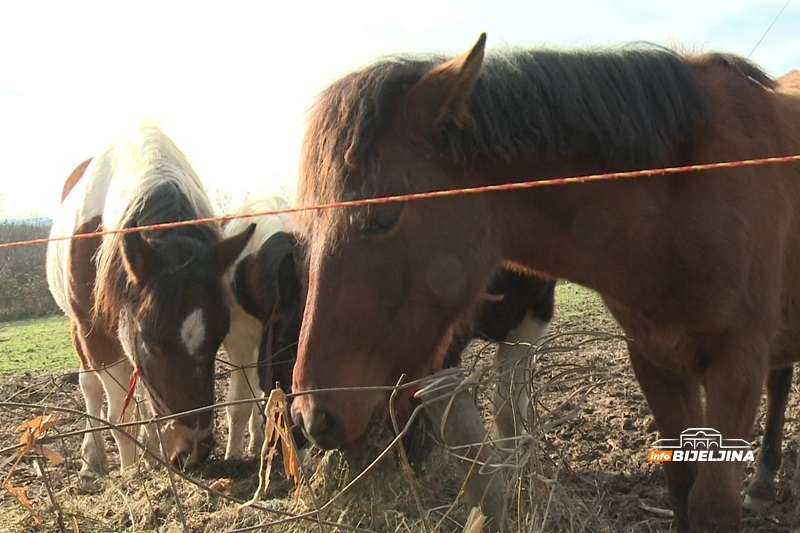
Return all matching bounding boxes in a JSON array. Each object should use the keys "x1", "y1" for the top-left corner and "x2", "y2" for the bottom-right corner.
[{"x1": 1, "y1": 0, "x2": 798, "y2": 219}]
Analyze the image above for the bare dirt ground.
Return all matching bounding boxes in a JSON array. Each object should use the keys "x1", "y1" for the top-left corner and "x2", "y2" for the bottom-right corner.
[{"x1": 1, "y1": 283, "x2": 799, "y2": 532}]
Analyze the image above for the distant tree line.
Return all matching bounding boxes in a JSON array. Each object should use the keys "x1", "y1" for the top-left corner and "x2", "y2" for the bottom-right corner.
[{"x1": 0, "y1": 221, "x2": 59, "y2": 321}]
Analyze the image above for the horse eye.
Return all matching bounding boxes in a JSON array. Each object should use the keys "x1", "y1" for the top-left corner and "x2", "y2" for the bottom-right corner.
[{"x1": 360, "y1": 210, "x2": 401, "y2": 238}]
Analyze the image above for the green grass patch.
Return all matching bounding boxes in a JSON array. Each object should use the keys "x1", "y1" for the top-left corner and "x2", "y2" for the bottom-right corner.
[
  {"x1": 0, "y1": 314, "x2": 74, "y2": 374},
  {"x1": 554, "y1": 281, "x2": 607, "y2": 319},
  {"x1": 552, "y1": 281, "x2": 620, "y2": 334},
  {"x1": 0, "y1": 287, "x2": 610, "y2": 375}
]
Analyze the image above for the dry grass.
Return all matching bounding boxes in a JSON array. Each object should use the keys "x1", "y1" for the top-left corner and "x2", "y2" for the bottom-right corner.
[
  {"x1": 1, "y1": 304, "x2": 795, "y2": 532},
  {"x1": 0, "y1": 331, "x2": 635, "y2": 533}
]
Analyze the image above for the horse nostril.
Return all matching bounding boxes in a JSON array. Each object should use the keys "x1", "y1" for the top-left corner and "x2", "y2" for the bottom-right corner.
[
  {"x1": 305, "y1": 408, "x2": 346, "y2": 450},
  {"x1": 291, "y1": 402, "x2": 305, "y2": 429},
  {"x1": 171, "y1": 451, "x2": 191, "y2": 470}
]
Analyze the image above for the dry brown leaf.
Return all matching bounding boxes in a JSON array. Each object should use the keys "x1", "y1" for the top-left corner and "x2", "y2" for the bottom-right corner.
[
  {"x1": 208, "y1": 478, "x2": 233, "y2": 493},
  {"x1": 16, "y1": 413, "x2": 57, "y2": 434},
  {"x1": 37, "y1": 444, "x2": 64, "y2": 465},
  {"x1": 3, "y1": 481, "x2": 41, "y2": 524}
]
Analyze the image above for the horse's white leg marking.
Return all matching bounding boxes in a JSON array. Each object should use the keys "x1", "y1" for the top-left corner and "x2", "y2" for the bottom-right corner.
[
  {"x1": 180, "y1": 308, "x2": 206, "y2": 358},
  {"x1": 417, "y1": 369, "x2": 508, "y2": 533},
  {"x1": 224, "y1": 307, "x2": 264, "y2": 459},
  {"x1": 492, "y1": 313, "x2": 551, "y2": 444},
  {"x1": 79, "y1": 369, "x2": 109, "y2": 476},
  {"x1": 98, "y1": 359, "x2": 138, "y2": 471}
]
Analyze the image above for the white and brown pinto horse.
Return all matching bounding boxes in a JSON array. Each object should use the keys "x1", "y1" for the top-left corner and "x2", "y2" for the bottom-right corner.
[
  {"x1": 46, "y1": 123, "x2": 253, "y2": 485},
  {"x1": 221, "y1": 196, "x2": 303, "y2": 459}
]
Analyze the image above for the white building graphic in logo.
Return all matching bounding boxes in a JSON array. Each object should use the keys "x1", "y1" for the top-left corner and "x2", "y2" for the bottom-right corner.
[
  {"x1": 651, "y1": 428, "x2": 750, "y2": 450},
  {"x1": 648, "y1": 428, "x2": 754, "y2": 463}
]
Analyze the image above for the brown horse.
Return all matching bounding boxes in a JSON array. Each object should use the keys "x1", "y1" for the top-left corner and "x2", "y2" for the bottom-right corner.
[
  {"x1": 744, "y1": 69, "x2": 800, "y2": 509},
  {"x1": 292, "y1": 35, "x2": 800, "y2": 532},
  {"x1": 46, "y1": 122, "x2": 253, "y2": 488}
]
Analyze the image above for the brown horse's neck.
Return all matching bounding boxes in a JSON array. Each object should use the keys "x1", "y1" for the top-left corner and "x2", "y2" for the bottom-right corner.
[{"x1": 473, "y1": 157, "x2": 663, "y2": 301}]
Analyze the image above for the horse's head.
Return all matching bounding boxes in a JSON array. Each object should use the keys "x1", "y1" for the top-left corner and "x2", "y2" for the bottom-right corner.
[
  {"x1": 118, "y1": 224, "x2": 254, "y2": 467},
  {"x1": 292, "y1": 35, "x2": 502, "y2": 449}
]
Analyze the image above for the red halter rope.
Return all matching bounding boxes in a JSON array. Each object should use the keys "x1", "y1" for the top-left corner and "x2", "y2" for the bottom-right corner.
[{"x1": 119, "y1": 364, "x2": 140, "y2": 423}]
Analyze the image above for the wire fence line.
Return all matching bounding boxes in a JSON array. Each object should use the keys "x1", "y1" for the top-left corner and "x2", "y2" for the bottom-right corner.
[{"x1": 3, "y1": 153, "x2": 800, "y2": 252}]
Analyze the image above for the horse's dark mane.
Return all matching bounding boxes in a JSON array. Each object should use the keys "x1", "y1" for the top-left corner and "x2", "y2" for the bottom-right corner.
[
  {"x1": 701, "y1": 53, "x2": 778, "y2": 90},
  {"x1": 299, "y1": 45, "x2": 773, "y2": 237},
  {"x1": 448, "y1": 48, "x2": 711, "y2": 167},
  {"x1": 96, "y1": 181, "x2": 220, "y2": 325}
]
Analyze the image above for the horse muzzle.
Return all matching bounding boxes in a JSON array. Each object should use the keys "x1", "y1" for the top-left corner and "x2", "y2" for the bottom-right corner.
[
  {"x1": 291, "y1": 389, "x2": 384, "y2": 450},
  {"x1": 292, "y1": 403, "x2": 345, "y2": 450},
  {"x1": 166, "y1": 418, "x2": 215, "y2": 469}
]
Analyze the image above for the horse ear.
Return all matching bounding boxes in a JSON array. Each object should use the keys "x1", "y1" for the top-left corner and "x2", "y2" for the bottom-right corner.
[
  {"x1": 215, "y1": 223, "x2": 255, "y2": 273},
  {"x1": 406, "y1": 33, "x2": 486, "y2": 129},
  {"x1": 122, "y1": 228, "x2": 160, "y2": 286},
  {"x1": 62, "y1": 157, "x2": 92, "y2": 202}
]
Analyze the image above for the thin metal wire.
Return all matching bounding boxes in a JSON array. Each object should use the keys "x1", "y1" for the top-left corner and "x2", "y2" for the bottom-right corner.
[{"x1": 3, "y1": 153, "x2": 800, "y2": 251}]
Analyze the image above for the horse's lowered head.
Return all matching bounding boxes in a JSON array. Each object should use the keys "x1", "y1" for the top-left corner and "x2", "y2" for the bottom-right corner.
[
  {"x1": 112, "y1": 221, "x2": 255, "y2": 467},
  {"x1": 291, "y1": 35, "x2": 503, "y2": 449}
]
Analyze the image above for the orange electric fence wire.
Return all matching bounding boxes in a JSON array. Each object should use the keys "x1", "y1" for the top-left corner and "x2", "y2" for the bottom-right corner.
[{"x1": 2, "y1": 153, "x2": 800, "y2": 251}]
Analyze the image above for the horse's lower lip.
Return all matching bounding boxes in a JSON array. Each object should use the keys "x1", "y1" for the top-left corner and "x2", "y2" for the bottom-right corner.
[
  {"x1": 171, "y1": 447, "x2": 209, "y2": 469},
  {"x1": 170, "y1": 451, "x2": 190, "y2": 469}
]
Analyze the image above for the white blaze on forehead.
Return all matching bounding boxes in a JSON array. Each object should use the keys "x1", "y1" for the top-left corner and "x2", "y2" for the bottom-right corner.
[{"x1": 180, "y1": 308, "x2": 206, "y2": 357}]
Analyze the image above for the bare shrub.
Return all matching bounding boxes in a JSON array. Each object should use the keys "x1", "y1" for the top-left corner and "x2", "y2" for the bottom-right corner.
[{"x1": 0, "y1": 220, "x2": 59, "y2": 321}]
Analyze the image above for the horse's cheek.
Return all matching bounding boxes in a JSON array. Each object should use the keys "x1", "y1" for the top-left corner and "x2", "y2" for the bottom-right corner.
[
  {"x1": 332, "y1": 280, "x2": 384, "y2": 325},
  {"x1": 422, "y1": 253, "x2": 469, "y2": 307}
]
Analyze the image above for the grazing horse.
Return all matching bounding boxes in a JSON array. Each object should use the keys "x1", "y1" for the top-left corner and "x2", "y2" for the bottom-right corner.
[
  {"x1": 221, "y1": 196, "x2": 304, "y2": 459},
  {"x1": 46, "y1": 122, "x2": 253, "y2": 486},
  {"x1": 291, "y1": 34, "x2": 800, "y2": 532}
]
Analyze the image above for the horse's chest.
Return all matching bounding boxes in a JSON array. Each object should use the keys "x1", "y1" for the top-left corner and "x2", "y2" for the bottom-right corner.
[{"x1": 609, "y1": 307, "x2": 703, "y2": 377}]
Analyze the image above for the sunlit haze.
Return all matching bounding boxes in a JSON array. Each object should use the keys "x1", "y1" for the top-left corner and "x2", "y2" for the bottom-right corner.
[{"x1": 1, "y1": 0, "x2": 798, "y2": 219}]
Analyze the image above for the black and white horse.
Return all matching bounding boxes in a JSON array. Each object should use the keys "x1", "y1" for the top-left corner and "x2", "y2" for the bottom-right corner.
[
  {"x1": 222, "y1": 196, "x2": 303, "y2": 459},
  {"x1": 446, "y1": 269, "x2": 555, "y2": 444}
]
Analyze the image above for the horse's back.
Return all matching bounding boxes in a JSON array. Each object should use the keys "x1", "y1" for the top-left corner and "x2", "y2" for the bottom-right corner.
[
  {"x1": 694, "y1": 66, "x2": 800, "y2": 366},
  {"x1": 47, "y1": 122, "x2": 207, "y2": 318},
  {"x1": 46, "y1": 152, "x2": 115, "y2": 316},
  {"x1": 223, "y1": 195, "x2": 300, "y2": 327},
  {"x1": 777, "y1": 69, "x2": 800, "y2": 92},
  {"x1": 223, "y1": 195, "x2": 297, "y2": 258}
]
